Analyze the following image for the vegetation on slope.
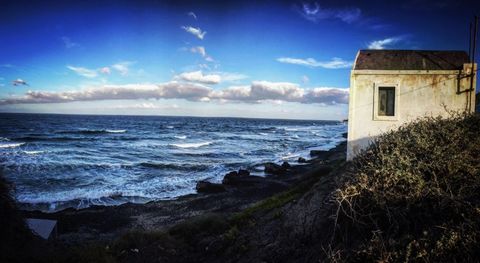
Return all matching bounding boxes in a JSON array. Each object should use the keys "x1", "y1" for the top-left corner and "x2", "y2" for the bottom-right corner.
[
  {"x1": 332, "y1": 113, "x2": 480, "y2": 262},
  {"x1": 0, "y1": 170, "x2": 38, "y2": 262}
]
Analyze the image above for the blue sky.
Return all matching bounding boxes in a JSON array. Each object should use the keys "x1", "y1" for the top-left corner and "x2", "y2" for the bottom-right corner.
[{"x1": 0, "y1": 0, "x2": 478, "y2": 120}]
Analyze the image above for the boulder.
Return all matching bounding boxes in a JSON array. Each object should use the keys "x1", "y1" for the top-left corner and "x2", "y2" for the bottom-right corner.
[
  {"x1": 222, "y1": 170, "x2": 250, "y2": 185},
  {"x1": 264, "y1": 162, "x2": 287, "y2": 175},
  {"x1": 237, "y1": 169, "x2": 250, "y2": 177},
  {"x1": 196, "y1": 181, "x2": 226, "y2": 193},
  {"x1": 298, "y1": 157, "x2": 307, "y2": 163},
  {"x1": 310, "y1": 150, "x2": 331, "y2": 159},
  {"x1": 281, "y1": 161, "x2": 291, "y2": 169}
]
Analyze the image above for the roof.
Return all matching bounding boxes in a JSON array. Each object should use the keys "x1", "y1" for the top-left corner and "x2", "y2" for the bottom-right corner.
[{"x1": 354, "y1": 50, "x2": 470, "y2": 70}]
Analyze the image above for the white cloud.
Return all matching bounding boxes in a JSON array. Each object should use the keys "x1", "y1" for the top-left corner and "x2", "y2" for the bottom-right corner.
[
  {"x1": 12, "y1": 78, "x2": 29, "y2": 86},
  {"x1": 367, "y1": 37, "x2": 402, "y2": 49},
  {"x1": 190, "y1": 46, "x2": 206, "y2": 57},
  {"x1": 99, "y1": 67, "x2": 111, "y2": 74},
  {"x1": 216, "y1": 72, "x2": 248, "y2": 82},
  {"x1": 176, "y1": 71, "x2": 221, "y2": 85},
  {"x1": 302, "y1": 75, "x2": 309, "y2": 84},
  {"x1": 0, "y1": 82, "x2": 212, "y2": 105},
  {"x1": 182, "y1": 26, "x2": 206, "y2": 40},
  {"x1": 111, "y1": 102, "x2": 180, "y2": 110},
  {"x1": 0, "y1": 81, "x2": 348, "y2": 106},
  {"x1": 188, "y1": 12, "x2": 197, "y2": 20},
  {"x1": 304, "y1": 87, "x2": 349, "y2": 104},
  {"x1": 112, "y1": 61, "x2": 133, "y2": 76},
  {"x1": 67, "y1": 66, "x2": 98, "y2": 78},
  {"x1": 298, "y1": 3, "x2": 361, "y2": 24},
  {"x1": 277, "y1": 57, "x2": 353, "y2": 69},
  {"x1": 61, "y1": 36, "x2": 79, "y2": 48}
]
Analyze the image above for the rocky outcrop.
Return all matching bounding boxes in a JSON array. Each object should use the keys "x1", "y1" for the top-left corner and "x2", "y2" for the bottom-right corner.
[
  {"x1": 298, "y1": 157, "x2": 307, "y2": 163},
  {"x1": 264, "y1": 162, "x2": 291, "y2": 175},
  {"x1": 222, "y1": 169, "x2": 250, "y2": 185},
  {"x1": 196, "y1": 181, "x2": 226, "y2": 193}
]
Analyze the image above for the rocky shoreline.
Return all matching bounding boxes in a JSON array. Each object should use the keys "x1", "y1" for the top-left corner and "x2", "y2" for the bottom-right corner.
[{"x1": 22, "y1": 137, "x2": 347, "y2": 247}]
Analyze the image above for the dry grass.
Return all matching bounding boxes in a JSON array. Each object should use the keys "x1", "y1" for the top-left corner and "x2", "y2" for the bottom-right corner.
[{"x1": 332, "y1": 113, "x2": 480, "y2": 262}]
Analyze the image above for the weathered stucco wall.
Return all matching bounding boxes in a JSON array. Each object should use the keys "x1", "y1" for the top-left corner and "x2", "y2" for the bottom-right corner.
[{"x1": 347, "y1": 64, "x2": 476, "y2": 160}]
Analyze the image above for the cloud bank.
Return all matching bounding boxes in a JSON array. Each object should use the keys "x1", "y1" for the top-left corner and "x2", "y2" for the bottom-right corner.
[
  {"x1": 0, "y1": 81, "x2": 348, "y2": 106},
  {"x1": 176, "y1": 71, "x2": 221, "y2": 85}
]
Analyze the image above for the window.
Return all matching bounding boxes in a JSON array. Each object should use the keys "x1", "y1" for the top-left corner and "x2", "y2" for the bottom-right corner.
[
  {"x1": 373, "y1": 84, "x2": 398, "y2": 121},
  {"x1": 378, "y1": 87, "x2": 395, "y2": 116}
]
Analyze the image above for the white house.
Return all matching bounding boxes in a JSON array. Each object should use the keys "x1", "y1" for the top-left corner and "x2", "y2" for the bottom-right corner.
[{"x1": 347, "y1": 50, "x2": 477, "y2": 160}]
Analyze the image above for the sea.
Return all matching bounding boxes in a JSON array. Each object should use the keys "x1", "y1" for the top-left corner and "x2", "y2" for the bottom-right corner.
[{"x1": 0, "y1": 113, "x2": 347, "y2": 212}]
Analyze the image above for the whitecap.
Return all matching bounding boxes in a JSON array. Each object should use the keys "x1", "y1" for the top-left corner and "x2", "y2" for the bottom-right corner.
[
  {"x1": 166, "y1": 126, "x2": 174, "y2": 129},
  {"x1": 23, "y1": 150, "x2": 44, "y2": 155},
  {"x1": 174, "y1": 135, "x2": 187, "y2": 139},
  {"x1": 0, "y1": 137, "x2": 10, "y2": 141},
  {"x1": 106, "y1": 129, "x2": 127, "y2": 133},
  {"x1": 171, "y1": 141, "x2": 212, "y2": 148},
  {"x1": 0, "y1": 142, "x2": 25, "y2": 148}
]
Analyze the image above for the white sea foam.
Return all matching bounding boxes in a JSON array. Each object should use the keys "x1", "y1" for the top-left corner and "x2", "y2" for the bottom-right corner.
[
  {"x1": 23, "y1": 150, "x2": 44, "y2": 155},
  {"x1": 106, "y1": 129, "x2": 127, "y2": 133},
  {"x1": 0, "y1": 142, "x2": 25, "y2": 148},
  {"x1": 0, "y1": 137, "x2": 10, "y2": 141},
  {"x1": 171, "y1": 141, "x2": 212, "y2": 148},
  {"x1": 174, "y1": 135, "x2": 187, "y2": 139},
  {"x1": 166, "y1": 126, "x2": 174, "y2": 129}
]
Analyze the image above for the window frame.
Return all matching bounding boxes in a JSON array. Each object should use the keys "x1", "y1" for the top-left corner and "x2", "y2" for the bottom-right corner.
[{"x1": 373, "y1": 83, "x2": 399, "y2": 121}]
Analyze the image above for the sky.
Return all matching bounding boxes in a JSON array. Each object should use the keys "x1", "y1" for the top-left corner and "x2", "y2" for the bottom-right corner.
[{"x1": 0, "y1": 0, "x2": 479, "y2": 120}]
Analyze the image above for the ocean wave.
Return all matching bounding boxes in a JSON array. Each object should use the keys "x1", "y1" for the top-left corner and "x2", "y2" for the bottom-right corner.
[
  {"x1": 0, "y1": 137, "x2": 10, "y2": 141},
  {"x1": 105, "y1": 129, "x2": 127, "y2": 133},
  {"x1": 174, "y1": 135, "x2": 187, "y2": 139},
  {"x1": 170, "y1": 141, "x2": 213, "y2": 148},
  {"x1": 139, "y1": 162, "x2": 209, "y2": 171},
  {"x1": 57, "y1": 129, "x2": 127, "y2": 135},
  {"x1": 0, "y1": 142, "x2": 25, "y2": 148},
  {"x1": 23, "y1": 150, "x2": 44, "y2": 155}
]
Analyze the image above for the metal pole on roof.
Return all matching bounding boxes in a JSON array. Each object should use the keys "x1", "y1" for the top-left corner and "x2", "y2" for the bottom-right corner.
[
  {"x1": 469, "y1": 15, "x2": 477, "y2": 111},
  {"x1": 469, "y1": 22, "x2": 473, "y2": 62}
]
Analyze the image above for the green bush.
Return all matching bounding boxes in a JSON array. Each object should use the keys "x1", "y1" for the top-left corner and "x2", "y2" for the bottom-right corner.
[{"x1": 333, "y1": 114, "x2": 480, "y2": 262}]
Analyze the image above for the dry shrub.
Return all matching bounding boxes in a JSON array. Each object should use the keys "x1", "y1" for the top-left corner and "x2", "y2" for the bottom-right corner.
[{"x1": 333, "y1": 113, "x2": 480, "y2": 262}]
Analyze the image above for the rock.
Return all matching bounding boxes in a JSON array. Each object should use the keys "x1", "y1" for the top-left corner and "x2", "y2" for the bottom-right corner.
[
  {"x1": 298, "y1": 157, "x2": 307, "y2": 163},
  {"x1": 238, "y1": 169, "x2": 250, "y2": 177},
  {"x1": 222, "y1": 170, "x2": 250, "y2": 185},
  {"x1": 310, "y1": 150, "x2": 331, "y2": 159},
  {"x1": 264, "y1": 162, "x2": 287, "y2": 175},
  {"x1": 281, "y1": 161, "x2": 291, "y2": 169},
  {"x1": 196, "y1": 181, "x2": 226, "y2": 193}
]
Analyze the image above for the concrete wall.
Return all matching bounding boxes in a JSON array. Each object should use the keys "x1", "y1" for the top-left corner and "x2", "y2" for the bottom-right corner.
[{"x1": 347, "y1": 64, "x2": 476, "y2": 160}]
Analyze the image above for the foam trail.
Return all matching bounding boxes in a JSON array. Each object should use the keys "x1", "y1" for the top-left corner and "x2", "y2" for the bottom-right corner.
[
  {"x1": 174, "y1": 135, "x2": 187, "y2": 139},
  {"x1": 23, "y1": 150, "x2": 44, "y2": 155},
  {"x1": 0, "y1": 142, "x2": 25, "y2": 148},
  {"x1": 106, "y1": 129, "x2": 127, "y2": 133},
  {"x1": 171, "y1": 141, "x2": 212, "y2": 148}
]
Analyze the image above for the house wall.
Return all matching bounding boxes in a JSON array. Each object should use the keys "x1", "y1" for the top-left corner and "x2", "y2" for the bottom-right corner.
[{"x1": 347, "y1": 64, "x2": 476, "y2": 160}]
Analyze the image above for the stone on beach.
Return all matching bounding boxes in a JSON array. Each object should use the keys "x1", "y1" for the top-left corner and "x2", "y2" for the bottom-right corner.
[
  {"x1": 196, "y1": 181, "x2": 226, "y2": 193},
  {"x1": 222, "y1": 169, "x2": 250, "y2": 185}
]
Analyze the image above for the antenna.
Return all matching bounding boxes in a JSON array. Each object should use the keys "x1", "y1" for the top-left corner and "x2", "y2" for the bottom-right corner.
[{"x1": 469, "y1": 22, "x2": 473, "y2": 62}]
